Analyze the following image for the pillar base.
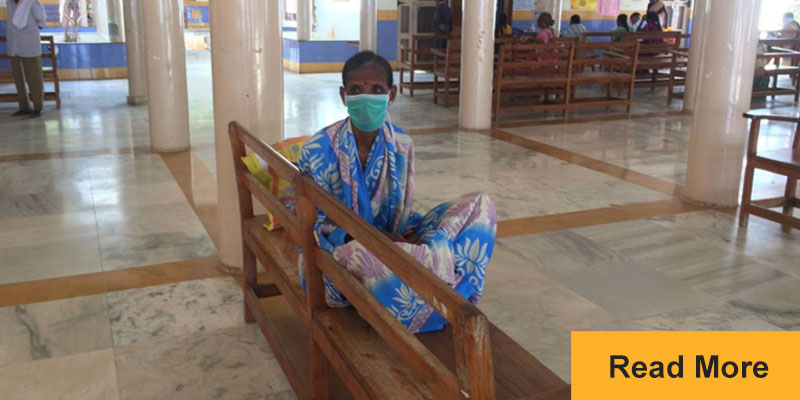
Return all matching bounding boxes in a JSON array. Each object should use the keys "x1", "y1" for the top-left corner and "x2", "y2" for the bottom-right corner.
[
  {"x1": 127, "y1": 95, "x2": 147, "y2": 106},
  {"x1": 218, "y1": 261, "x2": 243, "y2": 276},
  {"x1": 682, "y1": 194, "x2": 739, "y2": 210}
]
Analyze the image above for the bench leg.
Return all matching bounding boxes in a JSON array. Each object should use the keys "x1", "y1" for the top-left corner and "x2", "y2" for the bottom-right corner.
[
  {"x1": 444, "y1": 79, "x2": 450, "y2": 108},
  {"x1": 310, "y1": 340, "x2": 329, "y2": 399},
  {"x1": 399, "y1": 68, "x2": 405, "y2": 95},
  {"x1": 433, "y1": 72, "x2": 439, "y2": 105},
  {"x1": 410, "y1": 70, "x2": 415, "y2": 97},
  {"x1": 739, "y1": 163, "x2": 756, "y2": 228},
  {"x1": 243, "y1": 246, "x2": 257, "y2": 323},
  {"x1": 783, "y1": 177, "x2": 798, "y2": 233}
]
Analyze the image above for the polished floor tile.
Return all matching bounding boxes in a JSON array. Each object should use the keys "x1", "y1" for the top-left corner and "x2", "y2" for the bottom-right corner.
[
  {"x1": 95, "y1": 201, "x2": 216, "y2": 270},
  {"x1": 0, "y1": 236, "x2": 103, "y2": 285},
  {"x1": 0, "y1": 294, "x2": 112, "y2": 367},
  {"x1": 107, "y1": 277, "x2": 242, "y2": 347},
  {"x1": 115, "y1": 325, "x2": 290, "y2": 400},
  {"x1": 0, "y1": 349, "x2": 119, "y2": 400}
]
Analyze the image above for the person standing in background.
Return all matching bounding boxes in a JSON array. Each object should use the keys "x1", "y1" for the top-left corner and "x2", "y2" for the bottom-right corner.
[
  {"x1": 6, "y1": 0, "x2": 47, "y2": 117},
  {"x1": 647, "y1": 0, "x2": 668, "y2": 28},
  {"x1": 433, "y1": 0, "x2": 452, "y2": 48}
]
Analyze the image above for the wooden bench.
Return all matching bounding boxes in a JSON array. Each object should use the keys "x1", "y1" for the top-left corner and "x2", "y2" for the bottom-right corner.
[
  {"x1": 399, "y1": 34, "x2": 455, "y2": 97},
  {"x1": 493, "y1": 41, "x2": 639, "y2": 121},
  {"x1": 432, "y1": 38, "x2": 460, "y2": 107},
  {"x1": 753, "y1": 38, "x2": 800, "y2": 101},
  {"x1": 228, "y1": 122, "x2": 570, "y2": 399},
  {"x1": 0, "y1": 35, "x2": 62, "y2": 109},
  {"x1": 740, "y1": 113, "x2": 800, "y2": 232},
  {"x1": 583, "y1": 31, "x2": 689, "y2": 104}
]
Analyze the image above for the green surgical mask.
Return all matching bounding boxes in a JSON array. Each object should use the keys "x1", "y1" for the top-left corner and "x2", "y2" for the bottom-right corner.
[{"x1": 345, "y1": 93, "x2": 389, "y2": 132}]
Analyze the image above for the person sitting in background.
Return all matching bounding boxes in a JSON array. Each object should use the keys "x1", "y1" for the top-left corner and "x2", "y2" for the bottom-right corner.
[
  {"x1": 781, "y1": 12, "x2": 800, "y2": 38},
  {"x1": 611, "y1": 14, "x2": 632, "y2": 42},
  {"x1": 630, "y1": 12, "x2": 642, "y2": 32},
  {"x1": 495, "y1": 12, "x2": 512, "y2": 37},
  {"x1": 562, "y1": 14, "x2": 587, "y2": 39},
  {"x1": 534, "y1": 12, "x2": 556, "y2": 43}
]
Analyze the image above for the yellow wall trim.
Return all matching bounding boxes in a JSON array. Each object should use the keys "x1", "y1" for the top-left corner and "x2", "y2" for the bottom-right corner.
[
  {"x1": 0, "y1": 7, "x2": 6, "y2": 19},
  {"x1": 186, "y1": 22, "x2": 210, "y2": 29},
  {"x1": 184, "y1": 1, "x2": 209, "y2": 6},
  {"x1": 59, "y1": 67, "x2": 128, "y2": 81},
  {"x1": 284, "y1": 61, "x2": 397, "y2": 74},
  {"x1": 512, "y1": 10, "x2": 532, "y2": 21},
  {"x1": 561, "y1": 10, "x2": 643, "y2": 21},
  {"x1": 378, "y1": 10, "x2": 397, "y2": 21}
]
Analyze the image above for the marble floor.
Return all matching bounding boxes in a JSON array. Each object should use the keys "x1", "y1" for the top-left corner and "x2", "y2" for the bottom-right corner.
[{"x1": 0, "y1": 51, "x2": 798, "y2": 398}]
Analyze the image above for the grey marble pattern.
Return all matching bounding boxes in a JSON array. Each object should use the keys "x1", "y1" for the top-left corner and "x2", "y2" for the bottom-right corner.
[
  {"x1": 480, "y1": 246, "x2": 619, "y2": 346},
  {"x1": 107, "y1": 277, "x2": 243, "y2": 346},
  {"x1": 0, "y1": 349, "x2": 119, "y2": 400},
  {"x1": 95, "y1": 201, "x2": 216, "y2": 270},
  {"x1": 0, "y1": 236, "x2": 103, "y2": 285},
  {"x1": 114, "y1": 325, "x2": 290, "y2": 400},
  {"x1": 0, "y1": 295, "x2": 112, "y2": 367},
  {"x1": 412, "y1": 131, "x2": 667, "y2": 219},
  {"x1": 495, "y1": 232, "x2": 708, "y2": 321}
]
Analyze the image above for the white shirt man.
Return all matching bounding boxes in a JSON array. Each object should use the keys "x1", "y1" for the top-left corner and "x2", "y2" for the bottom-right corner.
[{"x1": 6, "y1": 0, "x2": 48, "y2": 117}]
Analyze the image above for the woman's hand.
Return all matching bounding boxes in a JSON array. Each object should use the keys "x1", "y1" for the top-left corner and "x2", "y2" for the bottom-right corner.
[{"x1": 383, "y1": 231, "x2": 423, "y2": 245}]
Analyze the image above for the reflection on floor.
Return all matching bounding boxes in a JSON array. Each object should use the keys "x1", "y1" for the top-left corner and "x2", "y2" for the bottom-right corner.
[{"x1": 0, "y1": 51, "x2": 798, "y2": 398}]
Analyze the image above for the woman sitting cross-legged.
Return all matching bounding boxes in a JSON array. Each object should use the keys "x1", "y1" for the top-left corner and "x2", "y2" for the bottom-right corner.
[{"x1": 298, "y1": 51, "x2": 497, "y2": 334}]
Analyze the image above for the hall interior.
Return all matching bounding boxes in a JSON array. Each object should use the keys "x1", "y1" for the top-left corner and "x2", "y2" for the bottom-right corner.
[{"x1": 0, "y1": 0, "x2": 799, "y2": 399}]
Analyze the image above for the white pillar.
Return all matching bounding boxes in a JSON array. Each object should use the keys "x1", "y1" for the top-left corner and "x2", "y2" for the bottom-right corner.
[
  {"x1": 94, "y1": 0, "x2": 110, "y2": 40},
  {"x1": 360, "y1": 0, "x2": 377, "y2": 51},
  {"x1": 459, "y1": 0, "x2": 495, "y2": 131},
  {"x1": 210, "y1": 0, "x2": 284, "y2": 269},
  {"x1": 142, "y1": 0, "x2": 190, "y2": 152},
  {"x1": 684, "y1": 0, "x2": 762, "y2": 207},
  {"x1": 106, "y1": 0, "x2": 125, "y2": 43},
  {"x1": 683, "y1": 0, "x2": 708, "y2": 113},
  {"x1": 296, "y1": 0, "x2": 312, "y2": 41},
  {"x1": 123, "y1": 0, "x2": 147, "y2": 105}
]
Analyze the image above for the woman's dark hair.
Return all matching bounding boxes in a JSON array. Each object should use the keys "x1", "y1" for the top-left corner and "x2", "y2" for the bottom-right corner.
[
  {"x1": 616, "y1": 14, "x2": 630, "y2": 30},
  {"x1": 631, "y1": 12, "x2": 641, "y2": 20},
  {"x1": 342, "y1": 50, "x2": 394, "y2": 87},
  {"x1": 785, "y1": 12, "x2": 795, "y2": 20},
  {"x1": 537, "y1": 12, "x2": 554, "y2": 28},
  {"x1": 646, "y1": 11, "x2": 659, "y2": 23},
  {"x1": 570, "y1": 15, "x2": 581, "y2": 25}
]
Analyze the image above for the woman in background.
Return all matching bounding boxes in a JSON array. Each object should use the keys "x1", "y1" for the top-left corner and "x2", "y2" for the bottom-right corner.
[{"x1": 611, "y1": 14, "x2": 632, "y2": 42}]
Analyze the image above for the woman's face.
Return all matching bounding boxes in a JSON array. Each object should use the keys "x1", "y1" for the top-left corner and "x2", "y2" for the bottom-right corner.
[{"x1": 340, "y1": 64, "x2": 398, "y2": 106}]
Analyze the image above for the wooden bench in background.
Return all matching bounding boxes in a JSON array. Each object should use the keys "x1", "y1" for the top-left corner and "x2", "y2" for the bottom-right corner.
[
  {"x1": 493, "y1": 41, "x2": 639, "y2": 122},
  {"x1": 583, "y1": 31, "x2": 689, "y2": 105},
  {"x1": 753, "y1": 38, "x2": 800, "y2": 101},
  {"x1": 399, "y1": 34, "x2": 456, "y2": 97},
  {"x1": 229, "y1": 122, "x2": 570, "y2": 399},
  {"x1": 740, "y1": 113, "x2": 800, "y2": 232},
  {"x1": 0, "y1": 35, "x2": 61, "y2": 109},
  {"x1": 432, "y1": 38, "x2": 460, "y2": 107}
]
